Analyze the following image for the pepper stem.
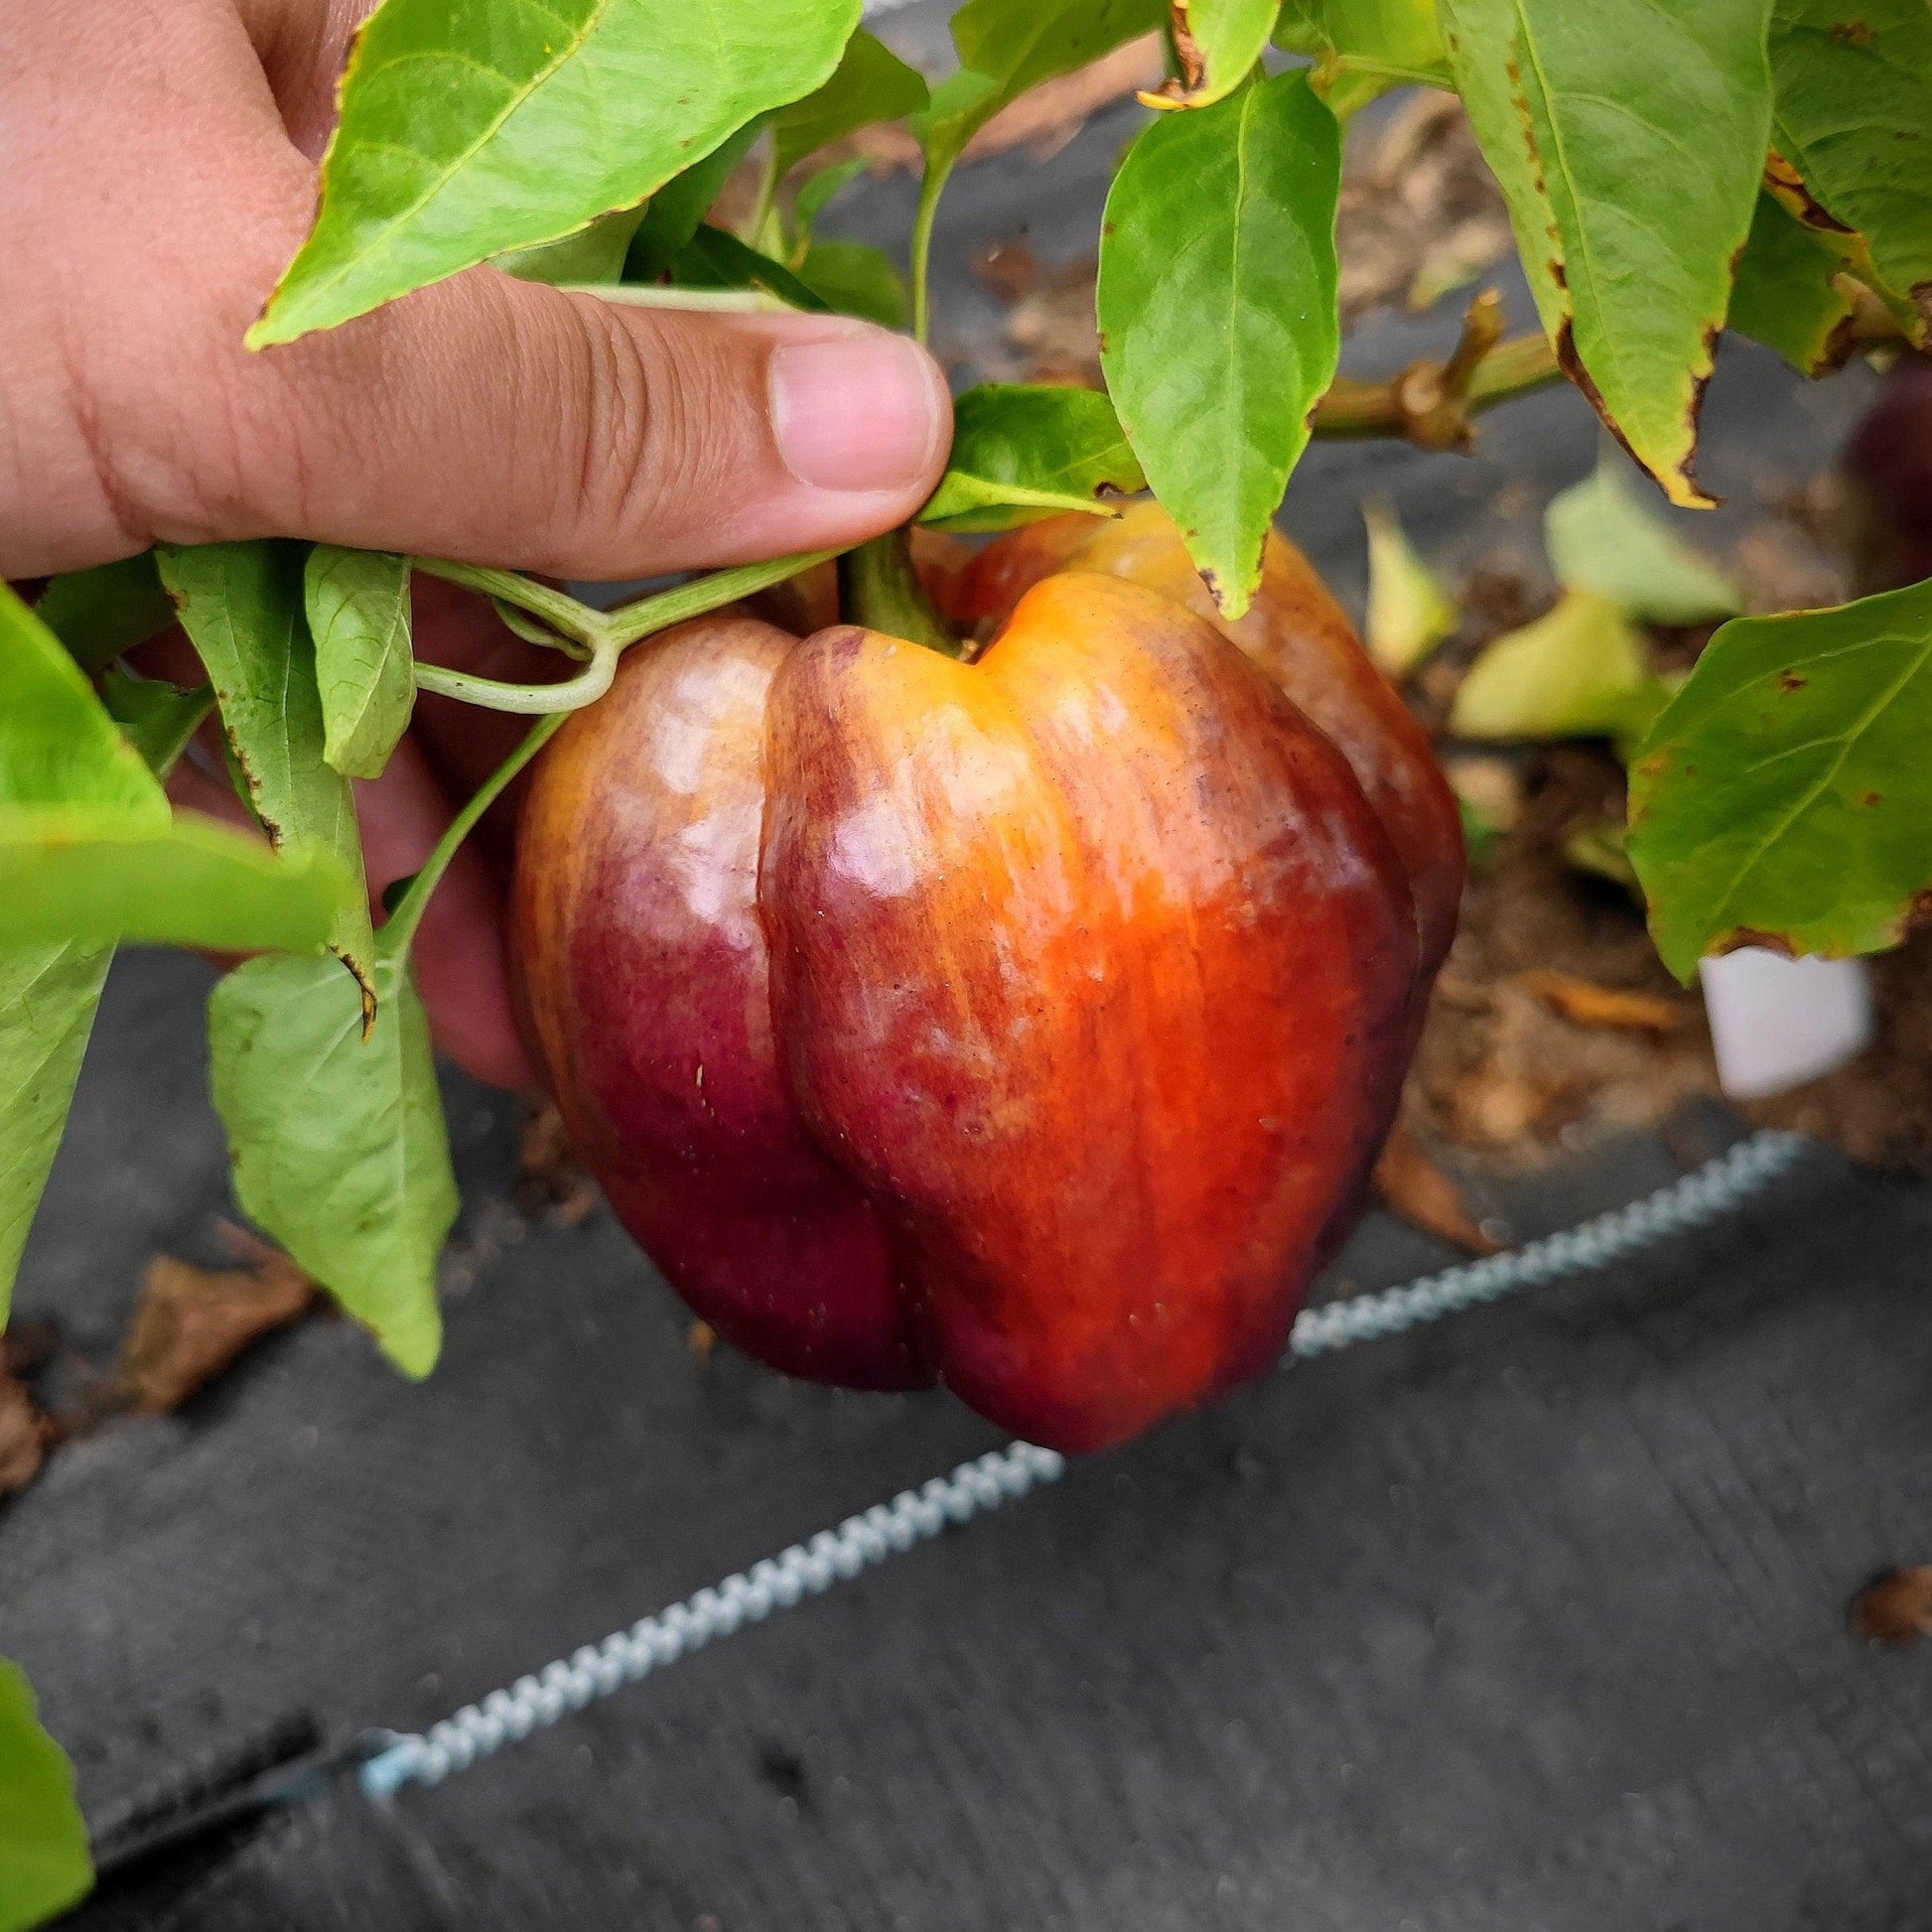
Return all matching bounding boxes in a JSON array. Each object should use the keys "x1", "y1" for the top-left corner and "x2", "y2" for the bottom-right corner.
[{"x1": 837, "y1": 527, "x2": 966, "y2": 658}]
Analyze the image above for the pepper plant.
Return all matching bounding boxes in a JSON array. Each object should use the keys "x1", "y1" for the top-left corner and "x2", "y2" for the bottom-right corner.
[{"x1": 3, "y1": 0, "x2": 1930, "y2": 1905}]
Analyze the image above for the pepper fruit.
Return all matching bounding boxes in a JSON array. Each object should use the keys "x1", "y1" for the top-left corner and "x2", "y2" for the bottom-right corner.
[{"x1": 510, "y1": 504, "x2": 1462, "y2": 1452}]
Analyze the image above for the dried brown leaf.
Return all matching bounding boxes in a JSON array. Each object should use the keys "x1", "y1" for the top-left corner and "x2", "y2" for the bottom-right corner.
[
  {"x1": 1519, "y1": 969, "x2": 1694, "y2": 1036},
  {"x1": 115, "y1": 1253, "x2": 314, "y2": 1415},
  {"x1": 0, "y1": 1374, "x2": 48, "y2": 1497},
  {"x1": 516, "y1": 1099, "x2": 601, "y2": 1227},
  {"x1": 1373, "y1": 1121, "x2": 1499, "y2": 1254},
  {"x1": 1851, "y1": 1568, "x2": 1932, "y2": 1646}
]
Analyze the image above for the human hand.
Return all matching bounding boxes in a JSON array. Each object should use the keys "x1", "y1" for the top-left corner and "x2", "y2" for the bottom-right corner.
[{"x1": 3, "y1": 0, "x2": 953, "y2": 1087}]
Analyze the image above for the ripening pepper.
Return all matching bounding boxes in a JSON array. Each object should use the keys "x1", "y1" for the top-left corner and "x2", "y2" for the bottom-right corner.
[{"x1": 510, "y1": 504, "x2": 1462, "y2": 1452}]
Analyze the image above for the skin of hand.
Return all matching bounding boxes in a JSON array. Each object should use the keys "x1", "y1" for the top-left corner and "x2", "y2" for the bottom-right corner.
[{"x1": 2, "y1": 0, "x2": 954, "y2": 1089}]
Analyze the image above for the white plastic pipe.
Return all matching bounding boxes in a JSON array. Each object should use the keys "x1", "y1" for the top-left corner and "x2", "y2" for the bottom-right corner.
[{"x1": 1699, "y1": 947, "x2": 1874, "y2": 1100}]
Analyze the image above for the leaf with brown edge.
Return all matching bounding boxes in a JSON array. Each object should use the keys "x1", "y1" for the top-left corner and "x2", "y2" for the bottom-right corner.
[
  {"x1": 1627, "y1": 578, "x2": 1932, "y2": 982},
  {"x1": 1440, "y1": 0, "x2": 1773, "y2": 507},
  {"x1": 1769, "y1": 0, "x2": 1932, "y2": 342}
]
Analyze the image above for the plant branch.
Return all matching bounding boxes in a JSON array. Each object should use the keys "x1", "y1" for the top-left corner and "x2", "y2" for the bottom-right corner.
[
  {"x1": 1311, "y1": 290, "x2": 1563, "y2": 448},
  {"x1": 412, "y1": 644, "x2": 622, "y2": 715},
  {"x1": 380, "y1": 714, "x2": 565, "y2": 959}
]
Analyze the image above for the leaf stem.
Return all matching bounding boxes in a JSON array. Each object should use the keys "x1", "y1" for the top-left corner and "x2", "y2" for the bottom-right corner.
[
  {"x1": 413, "y1": 644, "x2": 621, "y2": 715},
  {"x1": 838, "y1": 527, "x2": 964, "y2": 657},
  {"x1": 409, "y1": 560, "x2": 606, "y2": 648},
  {"x1": 380, "y1": 715, "x2": 565, "y2": 959},
  {"x1": 909, "y1": 166, "x2": 948, "y2": 347},
  {"x1": 600, "y1": 548, "x2": 838, "y2": 648}
]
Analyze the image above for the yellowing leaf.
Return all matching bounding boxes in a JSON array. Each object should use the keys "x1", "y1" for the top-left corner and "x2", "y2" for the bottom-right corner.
[
  {"x1": 1171, "y1": 0, "x2": 1283, "y2": 108},
  {"x1": 1363, "y1": 495, "x2": 1458, "y2": 675},
  {"x1": 1449, "y1": 591, "x2": 1655, "y2": 742},
  {"x1": 1545, "y1": 456, "x2": 1743, "y2": 625}
]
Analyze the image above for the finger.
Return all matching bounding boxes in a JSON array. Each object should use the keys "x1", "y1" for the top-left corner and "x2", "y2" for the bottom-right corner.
[{"x1": 85, "y1": 136, "x2": 953, "y2": 581}]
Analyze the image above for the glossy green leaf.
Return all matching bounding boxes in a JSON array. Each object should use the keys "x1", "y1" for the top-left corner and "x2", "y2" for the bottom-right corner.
[
  {"x1": 624, "y1": 121, "x2": 770, "y2": 283},
  {"x1": 1728, "y1": 190, "x2": 1862, "y2": 376},
  {"x1": 157, "y1": 543, "x2": 372, "y2": 983},
  {"x1": 1, "y1": 585, "x2": 163, "y2": 1322},
  {"x1": 918, "y1": 0, "x2": 1167, "y2": 178},
  {"x1": 795, "y1": 239, "x2": 907, "y2": 327},
  {"x1": 1449, "y1": 591, "x2": 1659, "y2": 742},
  {"x1": 0, "y1": 807, "x2": 350, "y2": 951},
  {"x1": 1546, "y1": 456, "x2": 1744, "y2": 624},
  {"x1": 99, "y1": 674, "x2": 215, "y2": 781},
  {"x1": 208, "y1": 938, "x2": 455, "y2": 1378},
  {"x1": 1769, "y1": 0, "x2": 1932, "y2": 334},
  {"x1": 251, "y1": 0, "x2": 862, "y2": 345},
  {"x1": 770, "y1": 29, "x2": 928, "y2": 186},
  {"x1": 920, "y1": 384, "x2": 1147, "y2": 532},
  {"x1": 305, "y1": 547, "x2": 415, "y2": 781},
  {"x1": 1627, "y1": 578, "x2": 1932, "y2": 980},
  {"x1": 1098, "y1": 69, "x2": 1341, "y2": 617},
  {"x1": 1441, "y1": 0, "x2": 1774, "y2": 507},
  {"x1": 1175, "y1": 0, "x2": 1282, "y2": 106},
  {"x1": 1363, "y1": 495, "x2": 1457, "y2": 675},
  {"x1": 2, "y1": 582, "x2": 166, "y2": 820},
  {"x1": 0, "y1": 1657, "x2": 91, "y2": 1932},
  {"x1": 33, "y1": 553, "x2": 174, "y2": 675},
  {"x1": 496, "y1": 205, "x2": 649, "y2": 285},
  {"x1": 0, "y1": 944, "x2": 111, "y2": 1325}
]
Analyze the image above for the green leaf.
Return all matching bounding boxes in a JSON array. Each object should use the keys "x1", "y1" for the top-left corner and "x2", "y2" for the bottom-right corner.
[
  {"x1": 1728, "y1": 189, "x2": 1862, "y2": 375},
  {"x1": 624, "y1": 121, "x2": 771, "y2": 283},
  {"x1": 250, "y1": 0, "x2": 863, "y2": 345},
  {"x1": 1363, "y1": 494, "x2": 1458, "y2": 675},
  {"x1": 770, "y1": 29, "x2": 928, "y2": 186},
  {"x1": 1449, "y1": 591, "x2": 1658, "y2": 741},
  {"x1": 305, "y1": 547, "x2": 415, "y2": 780},
  {"x1": 496, "y1": 205, "x2": 649, "y2": 285},
  {"x1": 0, "y1": 1656, "x2": 91, "y2": 1932},
  {"x1": 1275, "y1": 0, "x2": 1451, "y2": 110},
  {"x1": 795, "y1": 239, "x2": 907, "y2": 327},
  {"x1": 1627, "y1": 578, "x2": 1932, "y2": 980},
  {"x1": 208, "y1": 937, "x2": 457, "y2": 1379},
  {"x1": 1545, "y1": 455, "x2": 1744, "y2": 624},
  {"x1": 1174, "y1": 0, "x2": 1282, "y2": 107},
  {"x1": 0, "y1": 807, "x2": 351, "y2": 951},
  {"x1": 670, "y1": 225, "x2": 829, "y2": 310},
  {"x1": 1098, "y1": 69, "x2": 1341, "y2": 618},
  {"x1": 2, "y1": 582, "x2": 166, "y2": 820},
  {"x1": 0, "y1": 943, "x2": 112, "y2": 1326},
  {"x1": 917, "y1": 0, "x2": 1167, "y2": 178},
  {"x1": 32, "y1": 553, "x2": 175, "y2": 675},
  {"x1": 919, "y1": 384, "x2": 1147, "y2": 532},
  {"x1": 792, "y1": 157, "x2": 872, "y2": 245},
  {"x1": 157, "y1": 543, "x2": 373, "y2": 984},
  {"x1": 99, "y1": 673, "x2": 214, "y2": 780},
  {"x1": 1440, "y1": 0, "x2": 1774, "y2": 507},
  {"x1": 1769, "y1": 0, "x2": 1932, "y2": 334}
]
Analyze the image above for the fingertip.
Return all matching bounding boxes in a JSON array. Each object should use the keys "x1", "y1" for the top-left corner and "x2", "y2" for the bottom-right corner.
[{"x1": 769, "y1": 324, "x2": 952, "y2": 498}]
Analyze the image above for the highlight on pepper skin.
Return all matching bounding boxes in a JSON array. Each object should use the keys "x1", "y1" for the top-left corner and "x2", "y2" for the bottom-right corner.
[{"x1": 511, "y1": 510, "x2": 1463, "y2": 1454}]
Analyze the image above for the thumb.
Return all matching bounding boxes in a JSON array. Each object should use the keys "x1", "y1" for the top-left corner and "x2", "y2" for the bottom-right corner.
[{"x1": 202, "y1": 268, "x2": 954, "y2": 580}]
